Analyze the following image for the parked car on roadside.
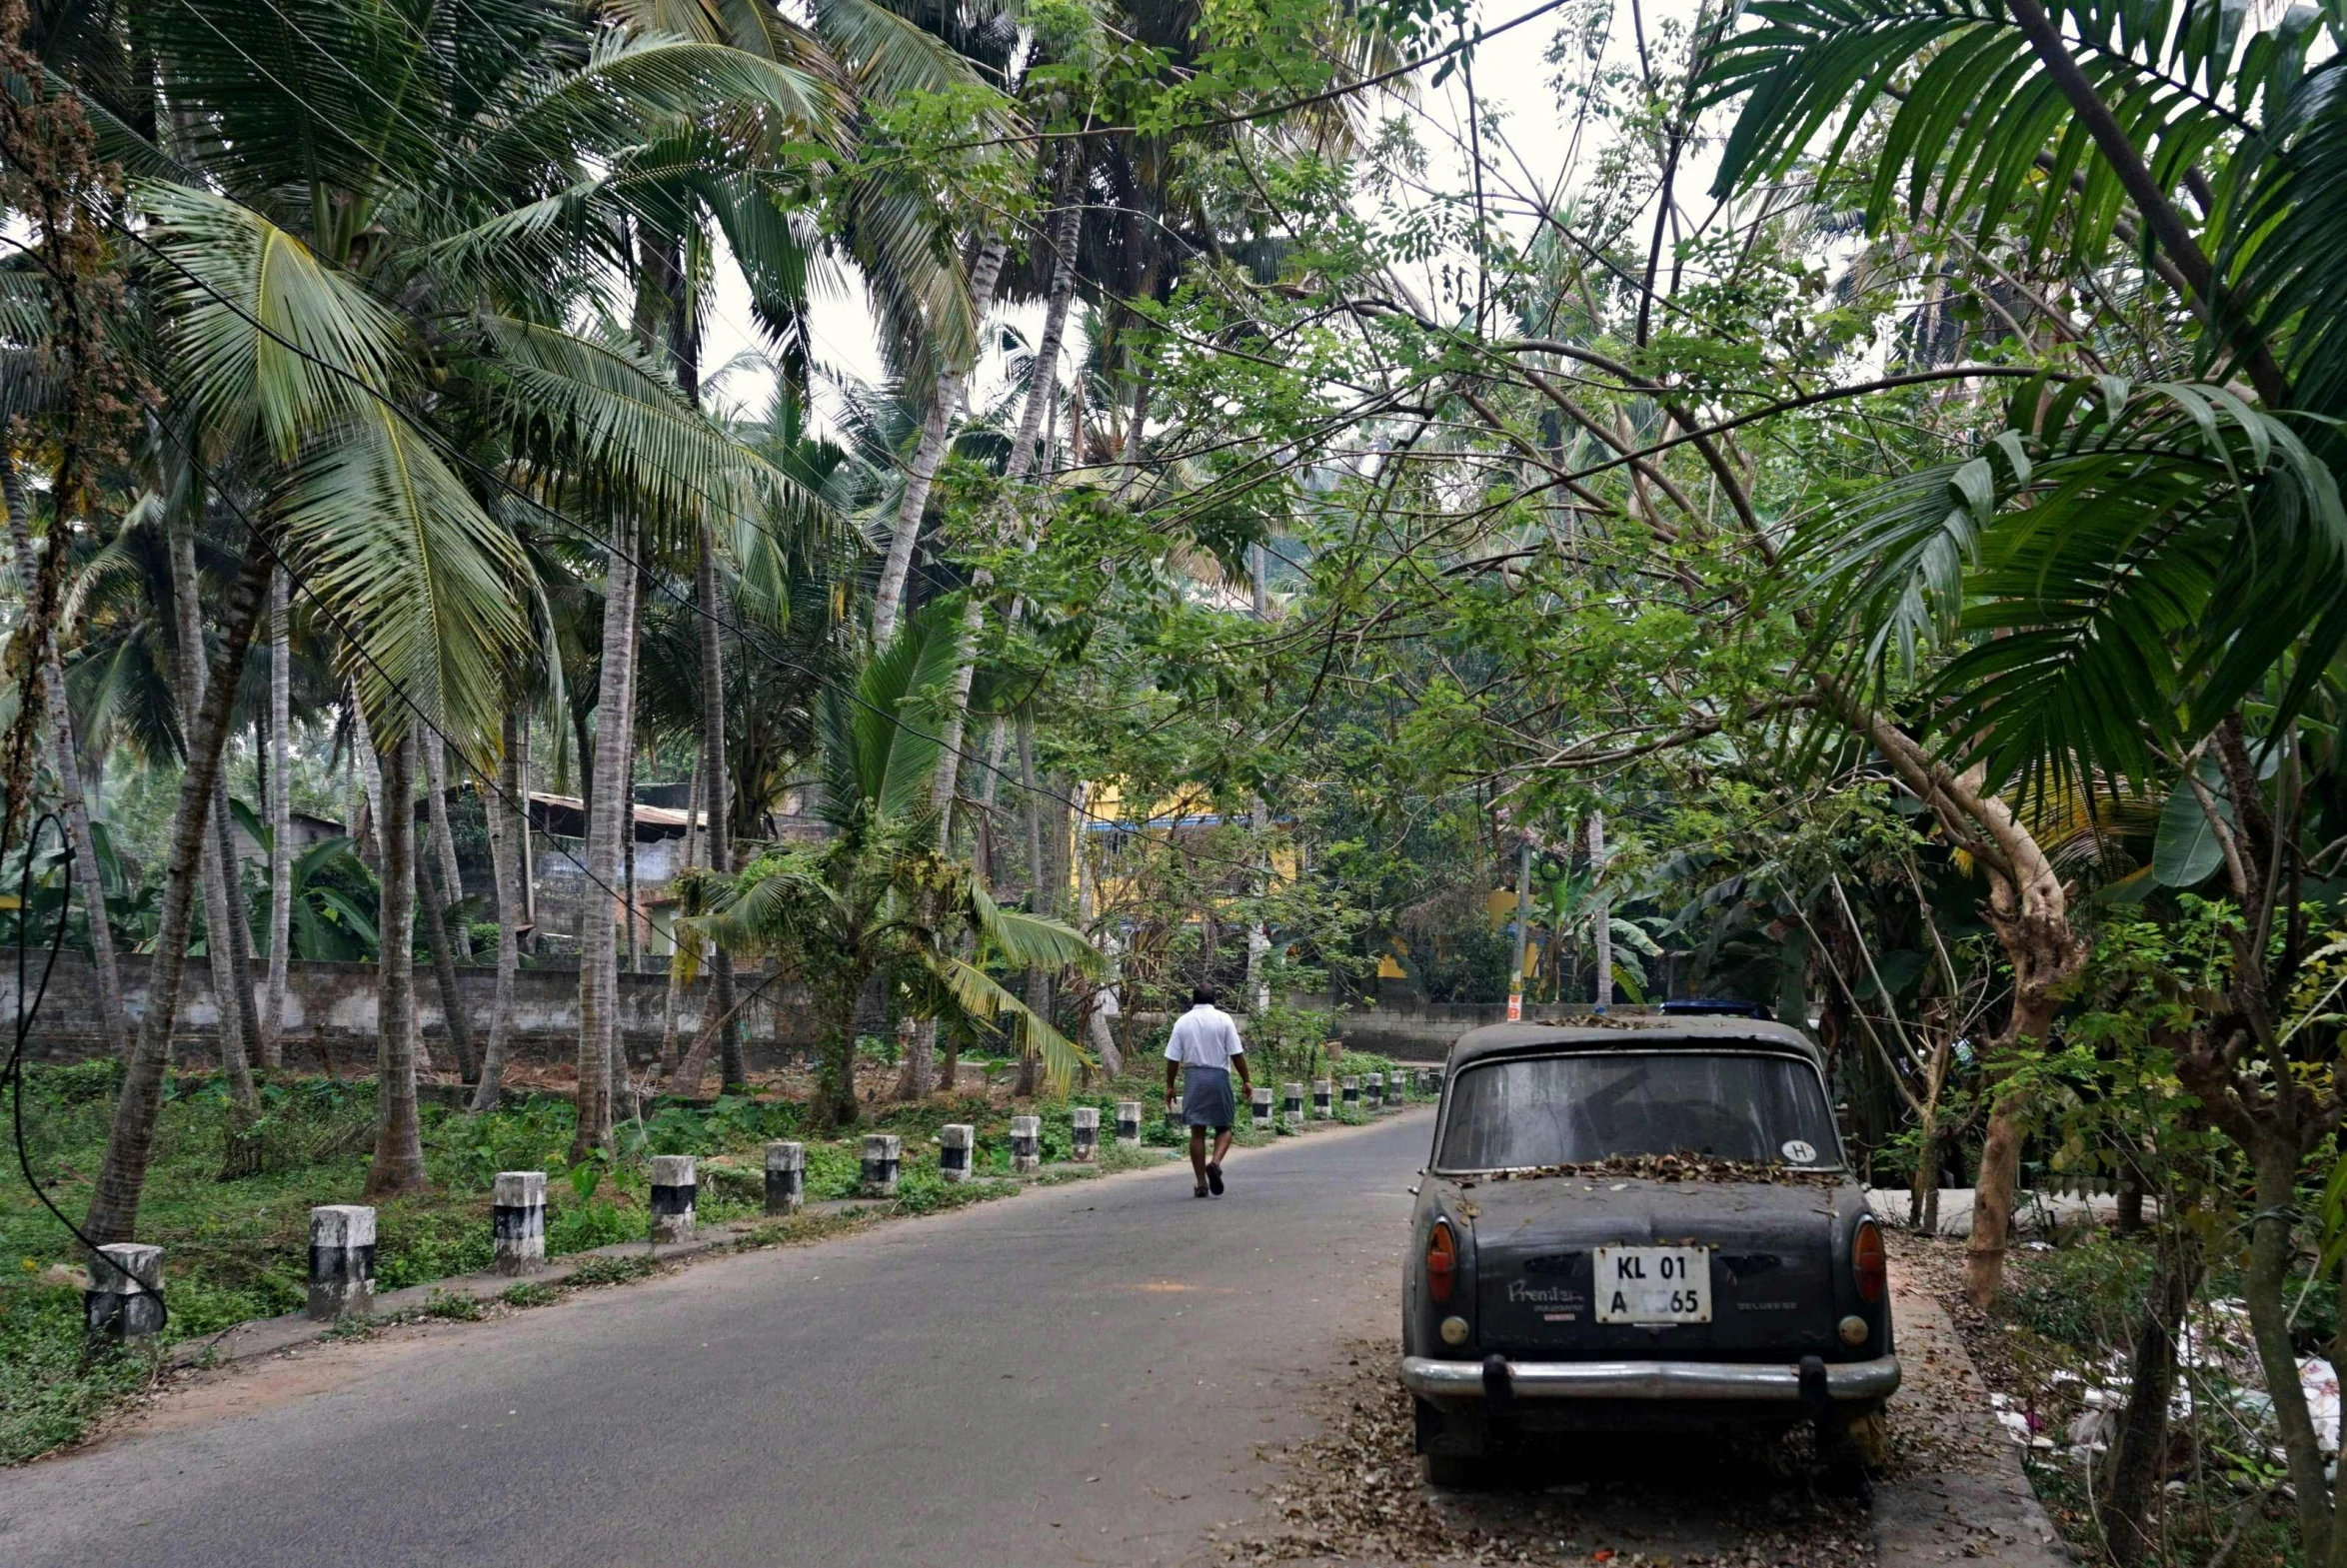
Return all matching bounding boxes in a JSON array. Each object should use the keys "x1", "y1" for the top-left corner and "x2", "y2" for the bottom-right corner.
[{"x1": 1399, "y1": 1018, "x2": 1897, "y2": 1489}]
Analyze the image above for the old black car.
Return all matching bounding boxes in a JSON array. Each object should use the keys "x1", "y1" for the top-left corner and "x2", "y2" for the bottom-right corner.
[{"x1": 1400, "y1": 1018, "x2": 1897, "y2": 1487}]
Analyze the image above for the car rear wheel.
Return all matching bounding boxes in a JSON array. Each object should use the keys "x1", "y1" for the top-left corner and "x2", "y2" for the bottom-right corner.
[
  {"x1": 1816, "y1": 1409, "x2": 1888, "y2": 1498},
  {"x1": 1424, "y1": 1452, "x2": 1483, "y2": 1489}
]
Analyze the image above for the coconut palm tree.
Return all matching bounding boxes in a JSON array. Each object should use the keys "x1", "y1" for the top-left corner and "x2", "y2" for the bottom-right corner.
[
  {"x1": 61, "y1": 0, "x2": 852, "y2": 1236},
  {"x1": 681, "y1": 605, "x2": 1098, "y2": 1125}
]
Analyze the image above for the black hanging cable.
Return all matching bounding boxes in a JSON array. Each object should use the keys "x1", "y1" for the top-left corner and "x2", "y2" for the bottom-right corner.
[{"x1": 2, "y1": 810, "x2": 168, "y2": 1333}]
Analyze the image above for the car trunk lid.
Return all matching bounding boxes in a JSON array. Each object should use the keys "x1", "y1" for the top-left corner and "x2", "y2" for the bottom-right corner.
[{"x1": 1464, "y1": 1176, "x2": 1842, "y2": 1354}]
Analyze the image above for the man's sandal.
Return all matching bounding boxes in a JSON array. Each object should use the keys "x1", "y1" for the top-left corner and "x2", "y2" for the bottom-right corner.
[
  {"x1": 1206, "y1": 1162, "x2": 1224, "y2": 1196},
  {"x1": 1193, "y1": 1184, "x2": 1209, "y2": 1198}
]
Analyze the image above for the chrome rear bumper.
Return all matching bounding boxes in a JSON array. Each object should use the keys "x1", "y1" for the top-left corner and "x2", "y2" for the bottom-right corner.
[{"x1": 1400, "y1": 1353, "x2": 1900, "y2": 1404}]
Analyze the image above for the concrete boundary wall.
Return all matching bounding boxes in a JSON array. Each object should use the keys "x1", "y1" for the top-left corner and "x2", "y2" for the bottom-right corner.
[{"x1": 11, "y1": 952, "x2": 819, "y2": 1070}]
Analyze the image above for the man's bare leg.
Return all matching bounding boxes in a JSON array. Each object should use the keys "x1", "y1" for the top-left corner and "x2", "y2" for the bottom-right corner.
[
  {"x1": 1212, "y1": 1127, "x2": 1235, "y2": 1167},
  {"x1": 1189, "y1": 1125, "x2": 1209, "y2": 1187}
]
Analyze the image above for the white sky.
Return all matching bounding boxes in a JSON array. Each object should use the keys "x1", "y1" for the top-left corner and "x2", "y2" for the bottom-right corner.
[{"x1": 698, "y1": 0, "x2": 1711, "y2": 430}]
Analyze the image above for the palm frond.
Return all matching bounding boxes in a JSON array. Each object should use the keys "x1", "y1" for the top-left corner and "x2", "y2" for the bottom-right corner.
[
  {"x1": 929, "y1": 953, "x2": 1092, "y2": 1093},
  {"x1": 273, "y1": 406, "x2": 531, "y2": 754},
  {"x1": 141, "y1": 182, "x2": 405, "y2": 460}
]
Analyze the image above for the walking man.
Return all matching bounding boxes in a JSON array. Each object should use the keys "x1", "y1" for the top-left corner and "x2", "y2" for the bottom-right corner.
[{"x1": 1165, "y1": 983, "x2": 1250, "y2": 1197}]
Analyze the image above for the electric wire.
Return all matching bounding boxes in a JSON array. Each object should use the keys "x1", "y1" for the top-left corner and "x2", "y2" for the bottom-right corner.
[{"x1": 2, "y1": 811, "x2": 169, "y2": 1331}]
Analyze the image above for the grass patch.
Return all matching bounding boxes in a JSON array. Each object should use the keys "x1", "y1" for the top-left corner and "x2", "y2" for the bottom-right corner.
[
  {"x1": 562, "y1": 1254, "x2": 660, "y2": 1290},
  {"x1": 423, "y1": 1288, "x2": 484, "y2": 1321},
  {"x1": 498, "y1": 1280, "x2": 557, "y2": 1309}
]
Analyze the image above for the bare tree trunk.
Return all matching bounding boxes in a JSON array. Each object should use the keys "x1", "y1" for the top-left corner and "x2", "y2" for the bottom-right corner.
[
  {"x1": 571, "y1": 513, "x2": 638, "y2": 1159},
  {"x1": 84, "y1": 543, "x2": 272, "y2": 1243},
  {"x1": 423, "y1": 731, "x2": 470, "y2": 958},
  {"x1": 367, "y1": 725, "x2": 428, "y2": 1197},
  {"x1": 2101, "y1": 1226, "x2": 2199, "y2": 1567},
  {"x1": 264, "y1": 570, "x2": 290, "y2": 1064},
  {"x1": 0, "y1": 451, "x2": 126, "y2": 1059},
  {"x1": 1588, "y1": 810, "x2": 1611, "y2": 1013},
  {"x1": 469, "y1": 709, "x2": 523, "y2": 1112},
  {"x1": 166, "y1": 514, "x2": 256, "y2": 1105},
  {"x1": 872, "y1": 241, "x2": 1008, "y2": 646},
  {"x1": 674, "y1": 535, "x2": 743, "y2": 1095}
]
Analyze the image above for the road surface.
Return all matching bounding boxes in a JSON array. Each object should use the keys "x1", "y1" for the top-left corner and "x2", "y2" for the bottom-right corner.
[{"x1": 0, "y1": 1115, "x2": 1433, "y2": 1568}]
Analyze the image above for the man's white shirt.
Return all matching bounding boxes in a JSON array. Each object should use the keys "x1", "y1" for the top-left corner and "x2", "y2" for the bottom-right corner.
[{"x1": 1163, "y1": 1003, "x2": 1245, "y2": 1070}]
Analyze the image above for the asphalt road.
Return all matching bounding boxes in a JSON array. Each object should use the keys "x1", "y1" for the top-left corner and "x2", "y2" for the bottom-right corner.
[{"x1": 0, "y1": 1113, "x2": 1434, "y2": 1568}]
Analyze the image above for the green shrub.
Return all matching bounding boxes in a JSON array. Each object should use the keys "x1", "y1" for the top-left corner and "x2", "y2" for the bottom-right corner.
[
  {"x1": 424, "y1": 1288, "x2": 483, "y2": 1321},
  {"x1": 0, "y1": 1283, "x2": 152, "y2": 1464}
]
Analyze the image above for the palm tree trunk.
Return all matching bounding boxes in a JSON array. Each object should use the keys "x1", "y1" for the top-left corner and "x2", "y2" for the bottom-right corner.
[
  {"x1": 351, "y1": 692, "x2": 386, "y2": 863},
  {"x1": 210, "y1": 775, "x2": 269, "y2": 1076},
  {"x1": 366, "y1": 724, "x2": 428, "y2": 1196},
  {"x1": 659, "y1": 742, "x2": 701, "y2": 1072},
  {"x1": 166, "y1": 514, "x2": 256, "y2": 1105},
  {"x1": 695, "y1": 533, "x2": 745, "y2": 1093},
  {"x1": 0, "y1": 451, "x2": 127, "y2": 1059},
  {"x1": 263, "y1": 571, "x2": 290, "y2": 1065},
  {"x1": 420, "y1": 823, "x2": 477, "y2": 1082},
  {"x1": 423, "y1": 731, "x2": 471, "y2": 957},
  {"x1": 469, "y1": 709, "x2": 523, "y2": 1112},
  {"x1": 623, "y1": 740, "x2": 640, "y2": 975},
  {"x1": 872, "y1": 241, "x2": 1009, "y2": 646},
  {"x1": 518, "y1": 717, "x2": 536, "y2": 952},
  {"x1": 571, "y1": 513, "x2": 639, "y2": 1159},
  {"x1": 84, "y1": 542, "x2": 273, "y2": 1244}
]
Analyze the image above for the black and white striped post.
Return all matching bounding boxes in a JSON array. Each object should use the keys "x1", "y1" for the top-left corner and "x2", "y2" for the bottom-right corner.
[
  {"x1": 1312, "y1": 1078, "x2": 1333, "y2": 1118},
  {"x1": 493, "y1": 1171, "x2": 546, "y2": 1275},
  {"x1": 650, "y1": 1155, "x2": 697, "y2": 1243},
  {"x1": 1341, "y1": 1075, "x2": 1360, "y2": 1107},
  {"x1": 1011, "y1": 1115, "x2": 1042, "y2": 1172},
  {"x1": 1072, "y1": 1107, "x2": 1100, "y2": 1163},
  {"x1": 308, "y1": 1204, "x2": 376, "y2": 1321},
  {"x1": 939, "y1": 1124, "x2": 975, "y2": 1183},
  {"x1": 862, "y1": 1134, "x2": 902, "y2": 1196},
  {"x1": 1386, "y1": 1070, "x2": 1406, "y2": 1102},
  {"x1": 1365, "y1": 1072, "x2": 1384, "y2": 1110},
  {"x1": 1251, "y1": 1085, "x2": 1273, "y2": 1128},
  {"x1": 766, "y1": 1141, "x2": 805, "y2": 1215},
  {"x1": 1115, "y1": 1100, "x2": 1143, "y2": 1146},
  {"x1": 1282, "y1": 1081, "x2": 1303, "y2": 1129},
  {"x1": 83, "y1": 1242, "x2": 164, "y2": 1344}
]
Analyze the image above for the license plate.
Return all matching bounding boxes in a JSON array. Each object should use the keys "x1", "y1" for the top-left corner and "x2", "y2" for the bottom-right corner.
[{"x1": 1594, "y1": 1246, "x2": 1711, "y2": 1324}]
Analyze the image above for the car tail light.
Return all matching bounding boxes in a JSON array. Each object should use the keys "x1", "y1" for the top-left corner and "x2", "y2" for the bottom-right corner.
[
  {"x1": 1853, "y1": 1219, "x2": 1885, "y2": 1303},
  {"x1": 1427, "y1": 1218, "x2": 1458, "y2": 1303}
]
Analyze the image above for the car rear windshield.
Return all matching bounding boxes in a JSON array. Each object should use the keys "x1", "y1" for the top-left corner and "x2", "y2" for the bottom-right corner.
[{"x1": 1436, "y1": 1050, "x2": 1840, "y2": 1171}]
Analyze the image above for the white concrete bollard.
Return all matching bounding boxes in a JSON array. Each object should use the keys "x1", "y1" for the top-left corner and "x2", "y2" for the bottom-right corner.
[
  {"x1": 493, "y1": 1171, "x2": 546, "y2": 1275},
  {"x1": 939, "y1": 1124, "x2": 976, "y2": 1183},
  {"x1": 650, "y1": 1154, "x2": 698, "y2": 1243},
  {"x1": 1313, "y1": 1079, "x2": 1333, "y2": 1118},
  {"x1": 862, "y1": 1134, "x2": 903, "y2": 1196},
  {"x1": 308, "y1": 1205, "x2": 376, "y2": 1321},
  {"x1": 1365, "y1": 1072, "x2": 1384, "y2": 1109},
  {"x1": 766, "y1": 1141, "x2": 805, "y2": 1215},
  {"x1": 1011, "y1": 1115, "x2": 1042, "y2": 1172},
  {"x1": 1251, "y1": 1085, "x2": 1273, "y2": 1128},
  {"x1": 1115, "y1": 1100, "x2": 1143, "y2": 1145},
  {"x1": 1282, "y1": 1082, "x2": 1304, "y2": 1129},
  {"x1": 1072, "y1": 1106, "x2": 1100, "y2": 1163},
  {"x1": 1385, "y1": 1070, "x2": 1405, "y2": 1102},
  {"x1": 1341, "y1": 1075, "x2": 1360, "y2": 1107},
  {"x1": 84, "y1": 1242, "x2": 165, "y2": 1343}
]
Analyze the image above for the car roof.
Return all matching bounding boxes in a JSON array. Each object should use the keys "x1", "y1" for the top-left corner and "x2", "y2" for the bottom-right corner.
[{"x1": 1445, "y1": 1015, "x2": 1825, "y2": 1072}]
